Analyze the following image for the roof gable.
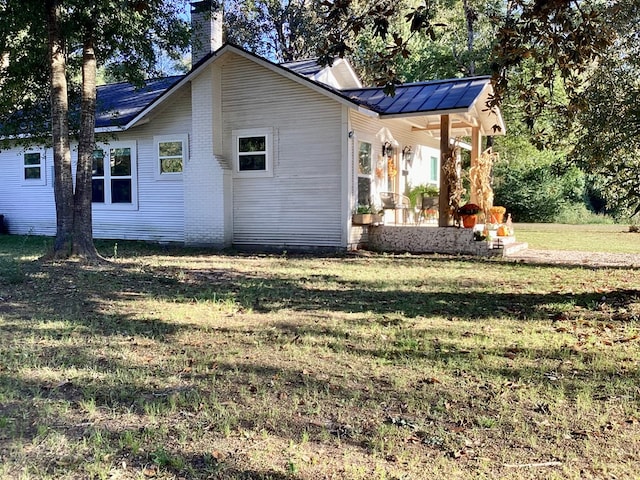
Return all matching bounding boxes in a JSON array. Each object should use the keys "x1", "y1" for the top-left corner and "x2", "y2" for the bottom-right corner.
[{"x1": 92, "y1": 43, "x2": 502, "y2": 135}]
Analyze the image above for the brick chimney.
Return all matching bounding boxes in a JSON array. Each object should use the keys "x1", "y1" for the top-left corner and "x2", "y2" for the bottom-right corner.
[{"x1": 191, "y1": 0, "x2": 223, "y2": 65}]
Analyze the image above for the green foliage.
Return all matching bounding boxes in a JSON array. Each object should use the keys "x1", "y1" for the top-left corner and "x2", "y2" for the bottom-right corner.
[
  {"x1": 355, "y1": 204, "x2": 375, "y2": 214},
  {"x1": 492, "y1": 134, "x2": 588, "y2": 223},
  {"x1": 570, "y1": 0, "x2": 640, "y2": 219},
  {"x1": 0, "y1": 1, "x2": 190, "y2": 139},
  {"x1": 225, "y1": 0, "x2": 324, "y2": 62},
  {"x1": 555, "y1": 204, "x2": 615, "y2": 225},
  {"x1": 406, "y1": 184, "x2": 439, "y2": 209}
]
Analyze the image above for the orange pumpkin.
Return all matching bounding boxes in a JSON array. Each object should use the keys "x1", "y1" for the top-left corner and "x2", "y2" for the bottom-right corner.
[{"x1": 497, "y1": 225, "x2": 509, "y2": 236}]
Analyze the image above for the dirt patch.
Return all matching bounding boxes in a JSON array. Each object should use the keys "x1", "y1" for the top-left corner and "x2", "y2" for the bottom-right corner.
[{"x1": 507, "y1": 249, "x2": 640, "y2": 268}]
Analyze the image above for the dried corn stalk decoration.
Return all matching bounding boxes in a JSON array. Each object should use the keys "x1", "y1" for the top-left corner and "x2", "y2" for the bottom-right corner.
[
  {"x1": 442, "y1": 139, "x2": 465, "y2": 225},
  {"x1": 469, "y1": 148, "x2": 499, "y2": 221}
]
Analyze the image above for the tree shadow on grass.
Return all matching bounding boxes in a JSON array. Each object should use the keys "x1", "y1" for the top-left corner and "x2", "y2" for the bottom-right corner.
[
  {"x1": 1, "y1": 250, "x2": 639, "y2": 472},
  {"x1": 2, "y1": 251, "x2": 638, "y2": 336}
]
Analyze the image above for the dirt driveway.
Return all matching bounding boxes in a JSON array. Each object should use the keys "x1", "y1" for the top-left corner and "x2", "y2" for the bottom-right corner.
[{"x1": 506, "y1": 249, "x2": 640, "y2": 268}]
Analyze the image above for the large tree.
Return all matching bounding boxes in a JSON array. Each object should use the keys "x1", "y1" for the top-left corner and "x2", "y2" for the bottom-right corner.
[
  {"x1": 319, "y1": 0, "x2": 614, "y2": 112},
  {"x1": 0, "y1": 0, "x2": 189, "y2": 261},
  {"x1": 225, "y1": 0, "x2": 324, "y2": 62},
  {"x1": 571, "y1": 0, "x2": 640, "y2": 218}
]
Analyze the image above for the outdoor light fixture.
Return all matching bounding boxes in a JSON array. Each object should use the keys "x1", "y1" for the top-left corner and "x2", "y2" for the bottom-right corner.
[
  {"x1": 402, "y1": 145, "x2": 414, "y2": 166},
  {"x1": 382, "y1": 141, "x2": 393, "y2": 157}
]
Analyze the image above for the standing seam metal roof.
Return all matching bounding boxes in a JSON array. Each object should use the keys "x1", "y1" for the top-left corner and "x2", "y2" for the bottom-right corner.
[
  {"x1": 342, "y1": 77, "x2": 490, "y2": 116},
  {"x1": 92, "y1": 54, "x2": 491, "y2": 129}
]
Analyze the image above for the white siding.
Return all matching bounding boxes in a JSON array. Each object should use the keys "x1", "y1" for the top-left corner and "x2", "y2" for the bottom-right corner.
[
  {"x1": 94, "y1": 86, "x2": 192, "y2": 242},
  {"x1": 0, "y1": 147, "x2": 56, "y2": 235},
  {"x1": 0, "y1": 86, "x2": 191, "y2": 243},
  {"x1": 349, "y1": 111, "x2": 440, "y2": 213},
  {"x1": 221, "y1": 55, "x2": 344, "y2": 248}
]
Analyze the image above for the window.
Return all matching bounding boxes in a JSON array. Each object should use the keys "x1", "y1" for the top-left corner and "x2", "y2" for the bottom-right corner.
[
  {"x1": 233, "y1": 128, "x2": 273, "y2": 177},
  {"x1": 430, "y1": 156, "x2": 439, "y2": 183},
  {"x1": 357, "y1": 141, "x2": 373, "y2": 206},
  {"x1": 92, "y1": 142, "x2": 137, "y2": 209},
  {"x1": 155, "y1": 135, "x2": 188, "y2": 179},
  {"x1": 23, "y1": 151, "x2": 46, "y2": 185},
  {"x1": 238, "y1": 136, "x2": 266, "y2": 171}
]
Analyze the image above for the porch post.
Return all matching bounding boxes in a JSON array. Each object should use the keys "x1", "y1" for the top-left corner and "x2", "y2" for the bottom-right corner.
[
  {"x1": 439, "y1": 114, "x2": 452, "y2": 226},
  {"x1": 469, "y1": 126, "x2": 482, "y2": 204}
]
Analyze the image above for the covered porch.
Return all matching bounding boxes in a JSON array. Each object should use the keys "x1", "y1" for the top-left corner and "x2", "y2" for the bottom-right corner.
[{"x1": 346, "y1": 76, "x2": 519, "y2": 255}]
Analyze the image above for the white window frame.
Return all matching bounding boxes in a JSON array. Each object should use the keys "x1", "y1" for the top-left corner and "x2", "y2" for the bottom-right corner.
[
  {"x1": 92, "y1": 141, "x2": 138, "y2": 211},
  {"x1": 22, "y1": 149, "x2": 47, "y2": 186},
  {"x1": 233, "y1": 128, "x2": 274, "y2": 178},
  {"x1": 154, "y1": 134, "x2": 188, "y2": 180},
  {"x1": 356, "y1": 138, "x2": 374, "y2": 208}
]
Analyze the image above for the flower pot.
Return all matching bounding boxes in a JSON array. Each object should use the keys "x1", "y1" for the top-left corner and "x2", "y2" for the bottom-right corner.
[
  {"x1": 490, "y1": 212, "x2": 504, "y2": 224},
  {"x1": 353, "y1": 213, "x2": 382, "y2": 225},
  {"x1": 461, "y1": 214, "x2": 477, "y2": 228}
]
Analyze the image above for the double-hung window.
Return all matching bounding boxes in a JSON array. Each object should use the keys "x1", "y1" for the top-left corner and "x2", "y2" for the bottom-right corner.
[
  {"x1": 23, "y1": 150, "x2": 46, "y2": 185},
  {"x1": 233, "y1": 128, "x2": 273, "y2": 177},
  {"x1": 92, "y1": 142, "x2": 137, "y2": 209},
  {"x1": 155, "y1": 135, "x2": 188, "y2": 179}
]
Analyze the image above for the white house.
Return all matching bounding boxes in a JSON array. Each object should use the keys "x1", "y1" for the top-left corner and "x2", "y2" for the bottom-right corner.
[{"x1": 0, "y1": 1, "x2": 504, "y2": 251}]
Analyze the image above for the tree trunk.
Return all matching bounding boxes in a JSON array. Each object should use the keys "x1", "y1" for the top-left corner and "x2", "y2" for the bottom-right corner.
[
  {"x1": 73, "y1": 32, "x2": 100, "y2": 261},
  {"x1": 462, "y1": 0, "x2": 476, "y2": 76},
  {"x1": 46, "y1": 0, "x2": 74, "y2": 257}
]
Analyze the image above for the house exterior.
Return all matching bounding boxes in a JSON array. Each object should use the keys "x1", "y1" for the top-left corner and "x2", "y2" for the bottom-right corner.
[{"x1": 0, "y1": 7, "x2": 503, "y2": 251}]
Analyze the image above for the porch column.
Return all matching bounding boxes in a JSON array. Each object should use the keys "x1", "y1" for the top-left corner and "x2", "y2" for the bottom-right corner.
[
  {"x1": 469, "y1": 126, "x2": 482, "y2": 204},
  {"x1": 439, "y1": 114, "x2": 453, "y2": 226}
]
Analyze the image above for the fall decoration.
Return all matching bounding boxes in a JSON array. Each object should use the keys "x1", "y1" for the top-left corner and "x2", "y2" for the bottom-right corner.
[
  {"x1": 458, "y1": 203, "x2": 481, "y2": 215},
  {"x1": 469, "y1": 147, "x2": 499, "y2": 221},
  {"x1": 490, "y1": 206, "x2": 506, "y2": 223},
  {"x1": 387, "y1": 157, "x2": 397, "y2": 178},
  {"x1": 442, "y1": 140, "x2": 464, "y2": 224}
]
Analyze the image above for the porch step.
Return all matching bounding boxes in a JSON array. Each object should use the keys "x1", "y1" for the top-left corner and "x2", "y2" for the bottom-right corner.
[{"x1": 499, "y1": 241, "x2": 529, "y2": 256}]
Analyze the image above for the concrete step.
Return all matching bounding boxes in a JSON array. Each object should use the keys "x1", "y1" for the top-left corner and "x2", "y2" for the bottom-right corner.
[{"x1": 501, "y1": 241, "x2": 529, "y2": 256}]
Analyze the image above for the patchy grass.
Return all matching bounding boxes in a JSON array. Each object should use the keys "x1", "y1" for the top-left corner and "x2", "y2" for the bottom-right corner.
[
  {"x1": 514, "y1": 223, "x2": 640, "y2": 253},
  {"x1": 1, "y1": 236, "x2": 640, "y2": 479}
]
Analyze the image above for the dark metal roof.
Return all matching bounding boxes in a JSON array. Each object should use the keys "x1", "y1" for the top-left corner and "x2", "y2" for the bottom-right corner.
[
  {"x1": 280, "y1": 58, "x2": 323, "y2": 78},
  {"x1": 95, "y1": 75, "x2": 184, "y2": 128},
  {"x1": 342, "y1": 77, "x2": 491, "y2": 116},
  {"x1": 91, "y1": 49, "x2": 490, "y2": 129}
]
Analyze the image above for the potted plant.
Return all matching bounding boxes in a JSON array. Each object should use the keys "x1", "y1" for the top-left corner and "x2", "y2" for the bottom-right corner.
[
  {"x1": 352, "y1": 204, "x2": 382, "y2": 225},
  {"x1": 458, "y1": 203, "x2": 481, "y2": 228},
  {"x1": 407, "y1": 184, "x2": 439, "y2": 210}
]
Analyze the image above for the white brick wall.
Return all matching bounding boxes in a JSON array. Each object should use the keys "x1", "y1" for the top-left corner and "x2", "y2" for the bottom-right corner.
[{"x1": 184, "y1": 66, "x2": 231, "y2": 246}]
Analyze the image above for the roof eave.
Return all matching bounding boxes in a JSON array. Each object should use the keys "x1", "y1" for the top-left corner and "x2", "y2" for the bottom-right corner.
[
  {"x1": 379, "y1": 107, "x2": 471, "y2": 120},
  {"x1": 95, "y1": 126, "x2": 126, "y2": 133}
]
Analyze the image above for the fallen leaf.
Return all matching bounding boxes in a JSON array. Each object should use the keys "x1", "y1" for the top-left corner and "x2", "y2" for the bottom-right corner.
[
  {"x1": 211, "y1": 450, "x2": 224, "y2": 460},
  {"x1": 142, "y1": 467, "x2": 157, "y2": 477},
  {"x1": 448, "y1": 449, "x2": 466, "y2": 459},
  {"x1": 615, "y1": 335, "x2": 639, "y2": 343}
]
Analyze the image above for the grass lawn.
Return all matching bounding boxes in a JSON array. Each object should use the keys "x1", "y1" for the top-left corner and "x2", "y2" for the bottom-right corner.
[
  {"x1": 514, "y1": 223, "x2": 640, "y2": 253},
  {"x1": 1, "y1": 234, "x2": 639, "y2": 479}
]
